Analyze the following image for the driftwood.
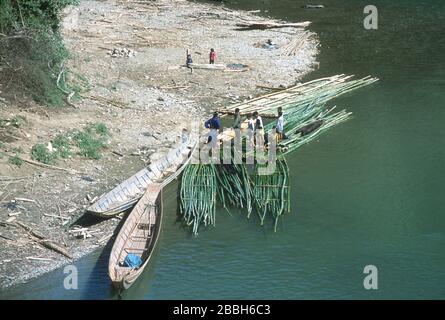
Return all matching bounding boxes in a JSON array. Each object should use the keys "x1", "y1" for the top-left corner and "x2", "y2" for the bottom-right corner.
[
  {"x1": 0, "y1": 233, "x2": 15, "y2": 241},
  {"x1": 236, "y1": 21, "x2": 311, "y2": 30},
  {"x1": 14, "y1": 220, "x2": 46, "y2": 239},
  {"x1": 4, "y1": 153, "x2": 78, "y2": 174},
  {"x1": 43, "y1": 213, "x2": 70, "y2": 220},
  {"x1": 256, "y1": 84, "x2": 286, "y2": 91},
  {"x1": 38, "y1": 240, "x2": 72, "y2": 259},
  {"x1": 26, "y1": 256, "x2": 53, "y2": 262},
  {"x1": 303, "y1": 4, "x2": 325, "y2": 9},
  {"x1": 8, "y1": 220, "x2": 73, "y2": 259},
  {"x1": 14, "y1": 197, "x2": 37, "y2": 204}
]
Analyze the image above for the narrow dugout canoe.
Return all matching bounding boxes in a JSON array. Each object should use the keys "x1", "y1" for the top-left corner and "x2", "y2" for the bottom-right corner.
[
  {"x1": 87, "y1": 135, "x2": 197, "y2": 218},
  {"x1": 108, "y1": 184, "x2": 162, "y2": 289}
]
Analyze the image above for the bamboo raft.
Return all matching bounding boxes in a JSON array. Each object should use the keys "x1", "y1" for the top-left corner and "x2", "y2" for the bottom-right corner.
[
  {"x1": 87, "y1": 135, "x2": 197, "y2": 218},
  {"x1": 180, "y1": 74, "x2": 378, "y2": 234},
  {"x1": 219, "y1": 74, "x2": 378, "y2": 116},
  {"x1": 108, "y1": 184, "x2": 162, "y2": 290}
]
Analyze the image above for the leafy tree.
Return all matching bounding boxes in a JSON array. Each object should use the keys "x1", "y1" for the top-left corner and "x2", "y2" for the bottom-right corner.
[{"x1": 0, "y1": 0, "x2": 79, "y2": 106}]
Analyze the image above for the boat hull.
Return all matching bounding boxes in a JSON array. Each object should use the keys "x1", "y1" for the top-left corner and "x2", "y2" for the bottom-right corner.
[
  {"x1": 108, "y1": 184, "x2": 163, "y2": 290},
  {"x1": 87, "y1": 137, "x2": 196, "y2": 217}
]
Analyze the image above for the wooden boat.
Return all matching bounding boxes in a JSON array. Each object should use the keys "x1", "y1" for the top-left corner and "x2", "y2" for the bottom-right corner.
[
  {"x1": 87, "y1": 136, "x2": 197, "y2": 218},
  {"x1": 109, "y1": 184, "x2": 162, "y2": 289}
]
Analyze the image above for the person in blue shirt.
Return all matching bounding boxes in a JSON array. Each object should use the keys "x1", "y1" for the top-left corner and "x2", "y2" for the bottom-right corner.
[
  {"x1": 205, "y1": 112, "x2": 221, "y2": 130},
  {"x1": 205, "y1": 112, "x2": 221, "y2": 146}
]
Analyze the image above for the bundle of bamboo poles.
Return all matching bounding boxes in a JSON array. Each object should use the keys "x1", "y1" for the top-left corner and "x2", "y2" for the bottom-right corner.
[
  {"x1": 280, "y1": 31, "x2": 313, "y2": 56},
  {"x1": 253, "y1": 157, "x2": 290, "y2": 232},
  {"x1": 214, "y1": 163, "x2": 253, "y2": 216},
  {"x1": 178, "y1": 75, "x2": 378, "y2": 235},
  {"x1": 274, "y1": 106, "x2": 352, "y2": 155},
  {"x1": 220, "y1": 74, "x2": 378, "y2": 116},
  {"x1": 180, "y1": 164, "x2": 217, "y2": 236}
]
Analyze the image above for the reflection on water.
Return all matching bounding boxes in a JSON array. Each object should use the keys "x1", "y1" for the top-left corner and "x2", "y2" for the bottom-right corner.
[{"x1": 2, "y1": 0, "x2": 445, "y2": 299}]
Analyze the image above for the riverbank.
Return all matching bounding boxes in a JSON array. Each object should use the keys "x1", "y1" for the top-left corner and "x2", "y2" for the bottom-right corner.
[{"x1": 0, "y1": 0, "x2": 318, "y2": 289}]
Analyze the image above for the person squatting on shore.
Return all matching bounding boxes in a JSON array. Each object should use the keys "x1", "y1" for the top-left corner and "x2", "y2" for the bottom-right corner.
[{"x1": 186, "y1": 54, "x2": 193, "y2": 73}]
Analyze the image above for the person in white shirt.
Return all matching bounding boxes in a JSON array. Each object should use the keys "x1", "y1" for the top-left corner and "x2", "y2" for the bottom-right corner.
[
  {"x1": 253, "y1": 111, "x2": 264, "y2": 149},
  {"x1": 276, "y1": 110, "x2": 285, "y2": 141},
  {"x1": 247, "y1": 114, "x2": 256, "y2": 147}
]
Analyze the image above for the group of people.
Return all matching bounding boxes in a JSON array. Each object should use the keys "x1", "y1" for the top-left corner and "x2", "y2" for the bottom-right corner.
[
  {"x1": 186, "y1": 48, "x2": 217, "y2": 73},
  {"x1": 242, "y1": 108, "x2": 286, "y2": 149},
  {"x1": 204, "y1": 107, "x2": 286, "y2": 149}
]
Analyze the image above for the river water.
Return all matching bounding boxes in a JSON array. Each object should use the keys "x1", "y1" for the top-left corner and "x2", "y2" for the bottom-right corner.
[{"x1": 2, "y1": 0, "x2": 444, "y2": 299}]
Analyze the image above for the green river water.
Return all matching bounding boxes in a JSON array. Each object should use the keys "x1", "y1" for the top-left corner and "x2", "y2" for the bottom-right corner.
[{"x1": 1, "y1": 0, "x2": 444, "y2": 299}]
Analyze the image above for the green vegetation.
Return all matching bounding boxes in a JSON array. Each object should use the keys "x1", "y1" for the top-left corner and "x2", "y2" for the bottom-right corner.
[
  {"x1": 180, "y1": 160, "x2": 290, "y2": 235},
  {"x1": 31, "y1": 143, "x2": 56, "y2": 164},
  {"x1": 52, "y1": 133, "x2": 72, "y2": 158},
  {"x1": 0, "y1": 0, "x2": 80, "y2": 106},
  {"x1": 0, "y1": 115, "x2": 27, "y2": 129},
  {"x1": 73, "y1": 130, "x2": 106, "y2": 160},
  {"x1": 87, "y1": 122, "x2": 109, "y2": 137},
  {"x1": 8, "y1": 154, "x2": 23, "y2": 167},
  {"x1": 30, "y1": 122, "x2": 110, "y2": 164}
]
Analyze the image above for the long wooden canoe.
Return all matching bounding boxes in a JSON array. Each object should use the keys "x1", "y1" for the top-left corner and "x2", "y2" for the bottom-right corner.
[
  {"x1": 109, "y1": 184, "x2": 162, "y2": 290},
  {"x1": 87, "y1": 136, "x2": 197, "y2": 218}
]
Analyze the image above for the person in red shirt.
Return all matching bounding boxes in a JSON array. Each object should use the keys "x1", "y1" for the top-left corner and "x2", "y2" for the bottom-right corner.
[{"x1": 209, "y1": 48, "x2": 217, "y2": 64}]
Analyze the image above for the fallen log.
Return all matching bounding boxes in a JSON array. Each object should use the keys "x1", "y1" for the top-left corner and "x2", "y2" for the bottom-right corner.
[
  {"x1": 14, "y1": 221, "x2": 46, "y2": 239},
  {"x1": 256, "y1": 84, "x2": 286, "y2": 91},
  {"x1": 236, "y1": 21, "x2": 311, "y2": 30},
  {"x1": 9, "y1": 220, "x2": 73, "y2": 259},
  {"x1": 38, "y1": 240, "x2": 72, "y2": 259},
  {"x1": 4, "y1": 153, "x2": 78, "y2": 174}
]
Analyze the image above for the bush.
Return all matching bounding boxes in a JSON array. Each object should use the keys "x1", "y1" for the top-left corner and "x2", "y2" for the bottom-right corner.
[
  {"x1": 8, "y1": 154, "x2": 23, "y2": 167},
  {"x1": 87, "y1": 122, "x2": 110, "y2": 136},
  {"x1": 31, "y1": 143, "x2": 56, "y2": 164},
  {"x1": 73, "y1": 130, "x2": 106, "y2": 160},
  {"x1": 52, "y1": 133, "x2": 72, "y2": 158},
  {"x1": 0, "y1": 0, "x2": 79, "y2": 106}
]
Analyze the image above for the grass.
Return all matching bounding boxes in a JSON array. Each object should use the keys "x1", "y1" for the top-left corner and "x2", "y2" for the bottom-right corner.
[
  {"x1": 8, "y1": 155, "x2": 23, "y2": 167},
  {"x1": 31, "y1": 143, "x2": 56, "y2": 164},
  {"x1": 87, "y1": 122, "x2": 109, "y2": 136},
  {"x1": 29, "y1": 122, "x2": 109, "y2": 164},
  {"x1": 52, "y1": 133, "x2": 72, "y2": 158},
  {"x1": 73, "y1": 130, "x2": 106, "y2": 160},
  {"x1": 0, "y1": 115, "x2": 27, "y2": 129}
]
